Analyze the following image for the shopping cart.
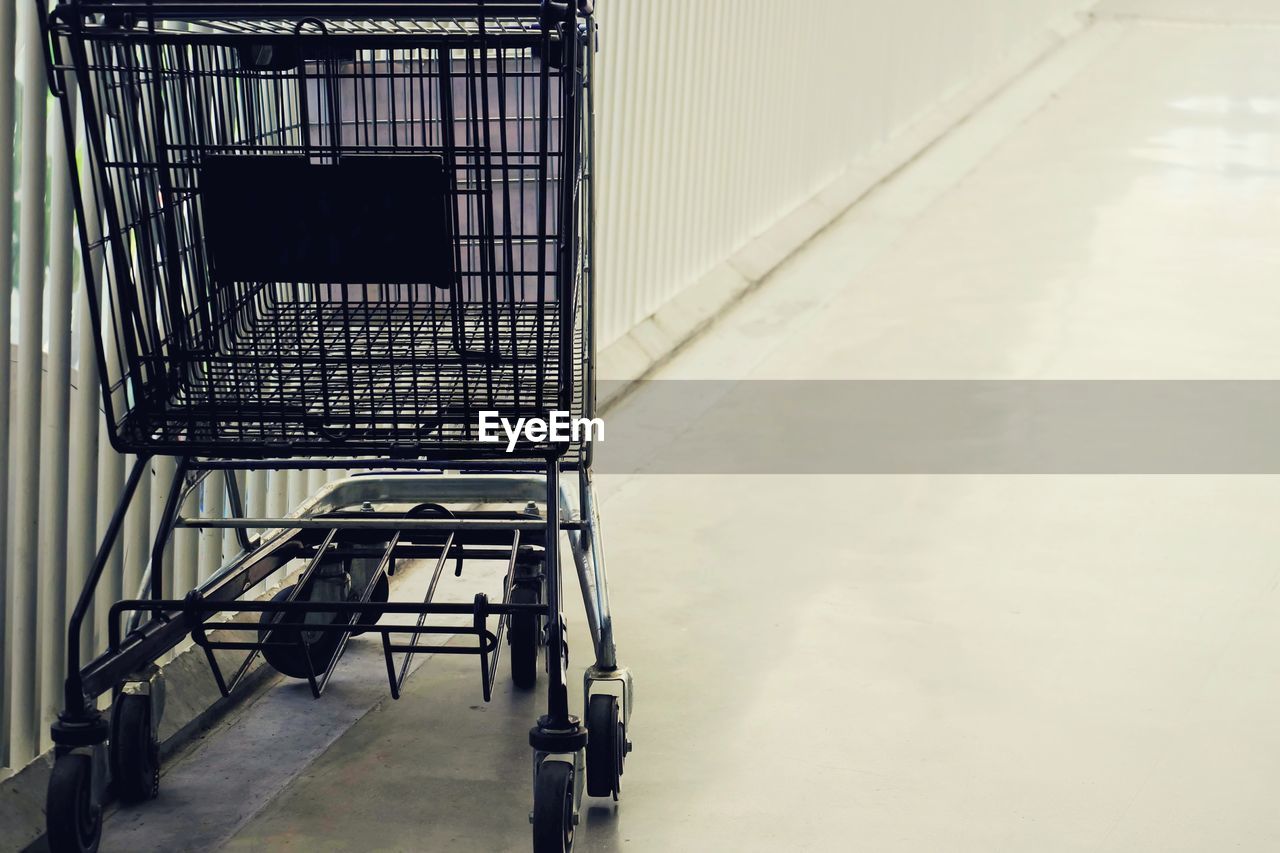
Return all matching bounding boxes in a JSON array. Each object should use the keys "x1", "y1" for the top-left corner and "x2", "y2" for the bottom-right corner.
[{"x1": 36, "y1": 1, "x2": 630, "y2": 850}]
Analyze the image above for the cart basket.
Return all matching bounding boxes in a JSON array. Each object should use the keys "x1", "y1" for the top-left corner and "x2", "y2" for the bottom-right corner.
[{"x1": 43, "y1": 0, "x2": 592, "y2": 459}]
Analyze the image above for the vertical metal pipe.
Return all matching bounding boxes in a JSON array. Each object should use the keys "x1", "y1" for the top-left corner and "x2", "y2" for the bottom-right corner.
[
  {"x1": 262, "y1": 470, "x2": 289, "y2": 593},
  {"x1": 150, "y1": 455, "x2": 178, "y2": 597},
  {"x1": 121, "y1": 456, "x2": 151, "y2": 606},
  {"x1": 35, "y1": 73, "x2": 77, "y2": 751},
  {"x1": 243, "y1": 469, "x2": 268, "y2": 595},
  {"x1": 649, "y1": 0, "x2": 671, "y2": 323},
  {"x1": 92, "y1": 422, "x2": 124, "y2": 673},
  {"x1": 197, "y1": 472, "x2": 226, "y2": 583},
  {"x1": 246, "y1": 470, "x2": 267, "y2": 529},
  {"x1": 669, "y1": 0, "x2": 697, "y2": 301},
  {"x1": 267, "y1": 468, "x2": 289, "y2": 519},
  {"x1": 307, "y1": 467, "x2": 327, "y2": 500},
  {"x1": 224, "y1": 469, "x2": 249, "y2": 555},
  {"x1": 173, "y1": 485, "x2": 199, "y2": 597},
  {"x1": 287, "y1": 470, "x2": 307, "y2": 516},
  {"x1": 67, "y1": 362, "x2": 101, "y2": 666},
  {"x1": 64, "y1": 455, "x2": 150, "y2": 713},
  {"x1": 619, "y1": 2, "x2": 648, "y2": 338},
  {"x1": 68, "y1": 102, "x2": 103, "y2": 669},
  {"x1": 0, "y1": 0, "x2": 17, "y2": 767},
  {"x1": 5, "y1": 0, "x2": 50, "y2": 765},
  {"x1": 170, "y1": 472, "x2": 198, "y2": 661}
]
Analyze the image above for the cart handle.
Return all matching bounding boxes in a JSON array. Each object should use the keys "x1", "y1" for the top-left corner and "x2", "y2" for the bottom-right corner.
[
  {"x1": 31, "y1": 0, "x2": 594, "y2": 99},
  {"x1": 542, "y1": 0, "x2": 593, "y2": 22}
]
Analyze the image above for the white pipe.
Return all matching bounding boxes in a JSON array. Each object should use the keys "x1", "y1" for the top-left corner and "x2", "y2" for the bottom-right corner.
[
  {"x1": 120, "y1": 457, "x2": 151, "y2": 625},
  {"x1": 35, "y1": 74, "x2": 77, "y2": 751},
  {"x1": 288, "y1": 470, "x2": 308, "y2": 517},
  {"x1": 92, "y1": 422, "x2": 125, "y2": 677},
  {"x1": 0, "y1": 0, "x2": 17, "y2": 768},
  {"x1": 173, "y1": 486, "x2": 200, "y2": 601},
  {"x1": 6, "y1": 0, "x2": 50, "y2": 766},
  {"x1": 150, "y1": 456, "x2": 178, "y2": 597},
  {"x1": 68, "y1": 102, "x2": 104, "y2": 668},
  {"x1": 198, "y1": 473, "x2": 226, "y2": 584}
]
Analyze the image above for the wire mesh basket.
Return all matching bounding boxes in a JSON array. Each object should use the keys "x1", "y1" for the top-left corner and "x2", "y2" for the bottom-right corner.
[{"x1": 48, "y1": 1, "x2": 592, "y2": 458}]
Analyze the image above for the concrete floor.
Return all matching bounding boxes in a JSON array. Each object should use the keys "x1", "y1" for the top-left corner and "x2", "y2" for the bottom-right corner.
[{"x1": 103, "y1": 8, "x2": 1280, "y2": 853}]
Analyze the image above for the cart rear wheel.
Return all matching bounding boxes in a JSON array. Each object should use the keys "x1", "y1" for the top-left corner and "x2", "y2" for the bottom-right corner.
[
  {"x1": 532, "y1": 759, "x2": 575, "y2": 853},
  {"x1": 47, "y1": 753, "x2": 101, "y2": 853},
  {"x1": 258, "y1": 584, "x2": 345, "y2": 679},
  {"x1": 350, "y1": 571, "x2": 390, "y2": 637},
  {"x1": 509, "y1": 586, "x2": 540, "y2": 688},
  {"x1": 109, "y1": 694, "x2": 159, "y2": 804},
  {"x1": 586, "y1": 694, "x2": 624, "y2": 798}
]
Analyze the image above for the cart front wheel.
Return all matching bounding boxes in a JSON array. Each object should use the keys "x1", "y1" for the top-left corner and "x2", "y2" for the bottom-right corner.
[
  {"x1": 350, "y1": 571, "x2": 390, "y2": 637},
  {"x1": 258, "y1": 584, "x2": 344, "y2": 679},
  {"x1": 47, "y1": 753, "x2": 101, "y2": 853},
  {"x1": 586, "y1": 694, "x2": 624, "y2": 798},
  {"x1": 109, "y1": 694, "x2": 159, "y2": 803},
  {"x1": 509, "y1": 586, "x2": 541, "y2": 689},
  {"x1": 532, "y1": 759, "x2": 575, "y2": 853}
]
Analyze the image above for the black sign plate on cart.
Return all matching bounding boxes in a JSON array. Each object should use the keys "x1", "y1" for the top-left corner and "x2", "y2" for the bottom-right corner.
[{"x1": 200, "y1": 155, "x2": 456, "y2": 288}]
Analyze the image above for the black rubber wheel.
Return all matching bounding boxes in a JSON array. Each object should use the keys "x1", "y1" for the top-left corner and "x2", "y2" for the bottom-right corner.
[
  {"x1": 109, "y1": 694, "x2": 159, "y2": 804},
  {"x1": 532, "y1": 759, "x2": 575, "y2": 853},
  {"x1": 586, "y1": 694, "x2": 624, "y2": 798},
  {"x1": 509, "y1": 586, "x2": 540, "y2": 689},
  {"x1": 258, "y1": 584, "x2": 344, "y2": 679},
  {"x1": 47, "y1": 753, "x2": 101, "y2": 853},
  {"x1": 350, "y1": 571, "x2": 390, "y2": 637}
]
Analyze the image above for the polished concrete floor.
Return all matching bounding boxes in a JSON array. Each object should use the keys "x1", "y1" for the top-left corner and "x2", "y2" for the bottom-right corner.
[{"x1": 105, "y1": 8, "x2": 1280, "y2": 853}]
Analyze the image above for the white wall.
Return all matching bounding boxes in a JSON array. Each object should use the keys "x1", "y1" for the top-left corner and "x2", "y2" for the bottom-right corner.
[{"x1": 592, "y1": 0, "x2": 1089, "y2": 347}]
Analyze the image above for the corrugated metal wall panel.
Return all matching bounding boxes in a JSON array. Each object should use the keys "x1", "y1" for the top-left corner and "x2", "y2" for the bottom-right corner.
[
  {"x1": 7, "y1": 0, "x2": 51, "y2": 766},
  {"x1": 591, "y1": 0, "x2": 1083, "y2": 347},
  {"x1": 1, "y1": 0, "x2": 1084, "y2": 770},
  {"x1": 0, "y1": 0, "x2": 17, "y2": 769}
]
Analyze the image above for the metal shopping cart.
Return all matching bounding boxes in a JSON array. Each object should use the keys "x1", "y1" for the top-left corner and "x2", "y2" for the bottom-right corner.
[{"x1": 35, "y1": 2, "x2": 630, "y2": 850}]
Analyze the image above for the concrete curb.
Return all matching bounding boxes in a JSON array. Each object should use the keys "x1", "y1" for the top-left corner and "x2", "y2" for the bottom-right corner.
[{"x1": 6, "y1": 605, "x2": 280, "y2": 853}]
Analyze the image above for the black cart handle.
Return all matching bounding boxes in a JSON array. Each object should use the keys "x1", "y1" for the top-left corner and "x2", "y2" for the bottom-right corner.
[
  {"x1": 541, "y1": 0, "x2": 593, "y2": 22},
  {"x1": 32, "y1": 0, "x2": 594, "y2": 98}
]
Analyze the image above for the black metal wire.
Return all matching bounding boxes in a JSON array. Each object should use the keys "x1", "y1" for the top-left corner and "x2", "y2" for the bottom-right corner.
[{"x1": 53, "y1": 4, "x2": 588, "y2": 458}]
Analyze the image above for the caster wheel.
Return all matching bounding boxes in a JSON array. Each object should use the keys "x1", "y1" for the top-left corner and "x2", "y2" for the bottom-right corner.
[
  {"x1": 350, "y1": 571, "x2": 390, "y2": 637},
  {"x1": 532, "y1": 760, "x2": 575, "y2": 853},
  {"x1": 258, "y1": 584, "x2": 344, "y2": 679},
  {"x1": 47, "y1": 753, "x2": 101, "y2": 853},
  {"x1": 586, "y1": 694, "x2": 624, "y2": 798},
  {"x1": 109, "y1": 694, "x2": 159, "y2": 804},
  {"x1": 509, "y1": 585, "x2": 540, "y2": 689}
]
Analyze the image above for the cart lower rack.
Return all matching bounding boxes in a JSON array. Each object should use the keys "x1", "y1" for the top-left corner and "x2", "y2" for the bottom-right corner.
[{"x1": 48, "y1": 464, "x2": 633, "y2": 853}]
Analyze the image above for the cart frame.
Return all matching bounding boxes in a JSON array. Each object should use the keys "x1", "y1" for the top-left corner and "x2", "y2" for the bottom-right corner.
[{"x1": 35, "y1": 2, "x2": 628, "y2": 851}]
